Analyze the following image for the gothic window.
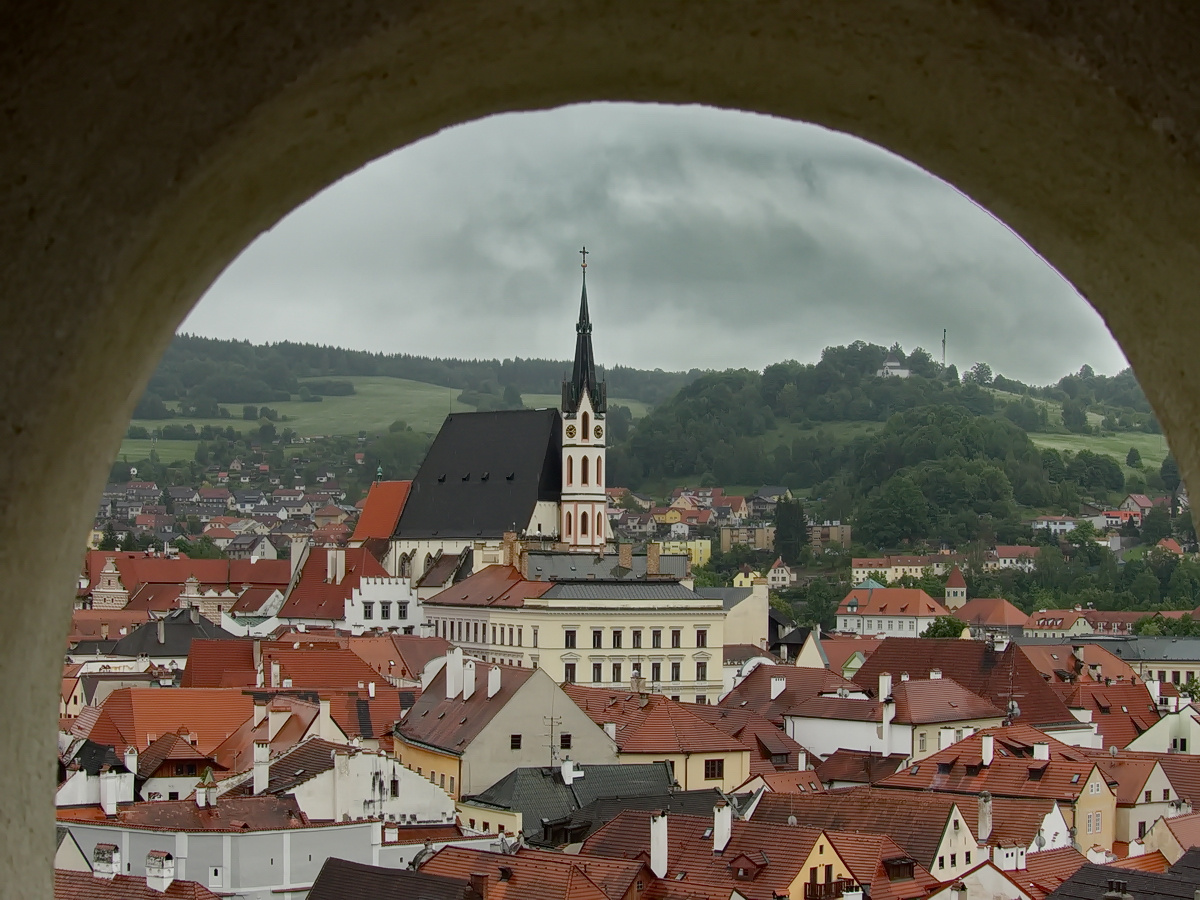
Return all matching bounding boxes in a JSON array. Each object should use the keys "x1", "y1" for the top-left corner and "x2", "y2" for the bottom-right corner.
[
  {"x1": 424, "y1": 553, "x2": 433, "y2": 573},
  {"x1": 596, "y1": 456, "x2": 602, "y2": 483},
  {"x1": 399, "y1": 553, "x2": 411, "y2": 577},
  {"x1": 581, "y1": 512, "x2": 589, "y2": 536},
  {"x1": 582, "y1": 412, "x2": 590, "y2": 438},
  {"x1": 566, "y1": 512, "x2": 572, "y2": 536},
  {"x1": 567, "y1": 456, "x2": 573, "y2": 484},
  {"x1": 581, "y1": 456, "x2": 590, "y2": 484}
]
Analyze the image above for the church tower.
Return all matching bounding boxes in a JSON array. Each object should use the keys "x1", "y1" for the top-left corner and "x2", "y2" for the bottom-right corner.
[{"x1": 560, "y1": 248, "x2": 607, "y2": 552}]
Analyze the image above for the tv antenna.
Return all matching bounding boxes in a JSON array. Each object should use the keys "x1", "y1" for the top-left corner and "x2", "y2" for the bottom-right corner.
[{"x1": 942, "y1": 329, "x2": 947, "y2": 368}]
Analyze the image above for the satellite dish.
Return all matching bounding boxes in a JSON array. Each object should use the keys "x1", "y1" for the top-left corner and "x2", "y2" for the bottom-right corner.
[
  {"x1": 787, "y1": 815, "x2": 798, "y2": 826},
  {"x1": 129, "y1": 467, "x2": 137, "y2": 477}
]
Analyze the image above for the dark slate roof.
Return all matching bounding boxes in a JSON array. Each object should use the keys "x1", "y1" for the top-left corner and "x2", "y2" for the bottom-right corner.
[
  {"x1": 65, "y1": 739, "x2": 128, "y2": 777},
  {"x1": 393, "y1": 409, "x2": 562, "y2": 540},
  {"x1": 555, "y1": 789, "x2": 752, "y2": 841},
  {"x1": 307, "y1": 857, "x2": 477, "y2": 900},
  {"x1": 464, "y1": 762, "x2": 674, "y2": 835},
  {"x1": 224, "y1": 737, "x2": 345, "y2": 796},
  {"x1": 695, "y1": 587, "x2": 754, "y2": 610},
  {"x1": 525, "y1": 551, "x2": 688, "y2": 581},
  {"x1": 1167, "y1": 847, "x2": 1200, "y2": 882},
  {"x1": 1045, "y1": 857, "x2": 1200, "y2": 900},
  {"x1": 110, "y1": 608, "x2": 238, "y2": 657},
  {"x1": 539, "y1": 581, "x2": 701, "y2": 601}
]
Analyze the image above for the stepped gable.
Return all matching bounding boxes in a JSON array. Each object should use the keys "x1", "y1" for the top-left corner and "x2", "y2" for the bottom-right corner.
[
  {"x1": 717, "y1": 664, "x2": 864, "y2": 725},
  {"x1": 308, "y1": 858, "x2": 473, "y2": 900},
  {"x1": 393, "y1": 408, "x2": 562, "y2": 541},
  {"x1": 851, "y1": 638, "x2": 1080, "y2": 728}
]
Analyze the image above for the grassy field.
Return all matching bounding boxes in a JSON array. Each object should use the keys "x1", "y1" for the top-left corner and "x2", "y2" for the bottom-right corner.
[
  {"x1": 1029, "y1": 431, "x2": 1171, "y2": 473},
  {"x1": 116, "y1": 439, "x2": 199, "y2": 463},
  {"x1": 125, "y1": 376, "x2": 653, "y2": 453}
]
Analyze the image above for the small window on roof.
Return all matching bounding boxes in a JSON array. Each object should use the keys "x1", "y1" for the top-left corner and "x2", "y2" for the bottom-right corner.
[{"x1": 1071, "y1": 773, "x2": 1080, "y2": 783}]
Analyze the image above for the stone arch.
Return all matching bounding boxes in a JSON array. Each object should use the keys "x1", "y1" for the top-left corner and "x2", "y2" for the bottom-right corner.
[
  {"x1": 6, "y1": 4, "x2": 1200, "y2": 892},
  {"x1": 581, "y1": 455, "x2": 590, "y2": 485}
]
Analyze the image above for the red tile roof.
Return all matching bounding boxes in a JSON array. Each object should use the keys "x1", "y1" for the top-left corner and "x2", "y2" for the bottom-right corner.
[
  {"x1": 1106, "y1": 850, "x2": 1170, "y2": 873},
  {"x1": 209, "y1": 694, "x2": 321, "y2": 771},
  {"x1": 1019, "y1": 644, "x2": 1138, "y2": 684},
  {"x1": 816, "y1": 636, "x2": 885, "y2": 673},
  {"x1": 1052, "y1": 681, "x2": 1160, "y2": 749},
  {"x1": 738, "y1": 769, "x2": 824, "y2": 793},
  {"x1": 67, "y1": 610, "x2": 152, "y2": 645},
  {"x1": 1016, "y1": 846, "x2": 1088, "y2": 900},
  {"x1": 87, "y1": 688, "x2": 255, "y2": 755},
  {"x1": 419, "y1": 846, "x2": 617, "y2": 900},
  {"x1": 994, "y1": 545, "x2": 1040, "y2": 559},
  {"x1": 179, "y1": 640, "x2": 255, "y2": 688},
  {"x1": 58, "y1": 794, "x2": 309, "y2": 832},
  {"x1": 350, "y1": 481, "x2": 412, "y2": 542},
  {"x1": 347, "y1": 633, "x2": 453, "y2": 682},
  {"x1": 815, "y1": 749, "x2": 910, "y2": 785},
  {"x1": 1162, "y1": 810, "x2": 1200, "y2": 849},
  {"x1": 55, "y1": 869, "x2": 221, "y2": 900},
  {"x1": 424, "y1": 564, "x2": 553, "y2": 608},
  {"x1": 562, "y1": 684, "x2": 745, "y2": 754},
  {"x1": 891, "y1": 677, "x2": 1006, "y2": 724},
  {"x1": 277, "y1": 547, "x2": 389, "y2": 620},
  {"x1": 687, "y1": 703, "x2": 811, "y2": 774},
  {"x1": 852, "y1": 639, "x2": 1080, "y2": 728},
  {"x1": 718, "y1": 665, "x2": 864, "y2": 726},
  {"x1": 956, "y1": 596, "x2": 1029, "y2": 627},
  {"x1": 875, "y1": 724, "x2": 1107, "y2": 803},
  {"x1": 397, "y1": 662, "x2": 535, "y2": 755},
  {"x1": 838, "y1": 587, "x2": 949, "y2": 618},
  {"x1": 946, "y1": 567, "x2": 967, "y2": 589}
]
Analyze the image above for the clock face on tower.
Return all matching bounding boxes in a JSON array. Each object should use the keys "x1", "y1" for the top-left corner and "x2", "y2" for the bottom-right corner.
[
  {"x1": 593, "y1": 425, "x2": 603, "y2": 439},
  {"x1": 565, "y1": 424, "x2": 577, "y2": 439}
]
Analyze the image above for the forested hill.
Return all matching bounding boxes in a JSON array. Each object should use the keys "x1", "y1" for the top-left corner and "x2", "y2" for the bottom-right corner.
[
  {"x1": 137, "y1": 334, "x2": 698, "y2": 415},
  {"x1": 606, "y1": 341, "x2": 1167, "y2": 549}
]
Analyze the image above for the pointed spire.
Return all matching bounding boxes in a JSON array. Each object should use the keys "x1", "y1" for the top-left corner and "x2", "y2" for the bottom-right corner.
[{"x1": 563, "y1": 247, "x2": 605, "y2": 414}]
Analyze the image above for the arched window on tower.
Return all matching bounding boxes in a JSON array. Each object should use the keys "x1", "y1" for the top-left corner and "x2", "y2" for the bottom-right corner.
[
  {"x1": 595, "y1": 456, "x2": 602, "y2": 484},
  {"x1": 582, "y1": 412, "x2": 590, "y2": 439},
  {"x1": 565, "y1": 512, "x2": 573, "y2": 536},
  {"x1": 399, "y1": 554, "x2": 411, "y2": 578},
  {"x1": 424, "y1": 553, "x2": 433, "y2": 574},
  {"x1": 581, "y1": 512, "x2": 589, "y2": 536},
  {"x1": 567, "y1": 456, "x2": 573, "y2": 485},
  {"x1": 581, "y1": 456, "x2": 589, "y2": 485}
]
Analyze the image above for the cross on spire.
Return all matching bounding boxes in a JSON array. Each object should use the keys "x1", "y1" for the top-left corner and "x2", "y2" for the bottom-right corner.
[{"x1": 579, "y1": 245, "x2": 588, "y2": 269}]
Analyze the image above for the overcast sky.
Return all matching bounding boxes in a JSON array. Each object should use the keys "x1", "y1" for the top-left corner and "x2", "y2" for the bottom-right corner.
[{"x1": 185, "y1": 102, "x2": 1127, "y2": 385}]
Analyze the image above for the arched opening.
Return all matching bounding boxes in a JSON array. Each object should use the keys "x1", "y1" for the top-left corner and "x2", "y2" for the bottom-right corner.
[
  {"x1": 399, "y1": 554, "x2": 411, "y2": 578},
  {"x1": 582, "y1": 412, "x2": 590, "y2": 440},
  {"x1": 6, "y1": 6, "x2": 1200, "y2": 891},
  {"x1": 580, "y1": 511, "x2": 589, "y2": 536},
  {"x1": 566, "y1": 455, "x2": 573, "y2": 485},
  {"x1": 565, "y1": 512, "x2": 573, "y2": 537},
  {"x1": 581, "y1": 456, "x2": 590, "y2": 485},
  {"x1": 596, "y1": 456, "x2": 603, "y2": 485}
]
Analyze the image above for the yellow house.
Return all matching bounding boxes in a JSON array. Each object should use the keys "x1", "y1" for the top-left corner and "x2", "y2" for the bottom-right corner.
[
  {"x1": 654, "y1": 508, "x2": 683, "y2": 525},
  {"x1": 656, "y1": 539, "x2": 712, "y2": 568},
  {"x1": 733, "y1": 569, "x2": 762, "y2": 588}
]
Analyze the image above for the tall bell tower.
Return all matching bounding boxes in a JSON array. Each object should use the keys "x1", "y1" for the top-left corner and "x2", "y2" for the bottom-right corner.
[{"x1": 560, "y1": 247, "x2": 607, "y2": 552}]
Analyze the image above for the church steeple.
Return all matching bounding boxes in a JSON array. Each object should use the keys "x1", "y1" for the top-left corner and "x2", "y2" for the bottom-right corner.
[{"x1": 563, "y1": 247, "x2": 606, "y2": 414}]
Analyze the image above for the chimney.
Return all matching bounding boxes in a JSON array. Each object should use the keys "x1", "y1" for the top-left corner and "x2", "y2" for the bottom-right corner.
[
  {"x1": 290, "y1": 536, "x2": 307, "y2": 576},
  {"x1": 145, "y1": 851, "x2": 175, "y2": 893},
  {"x1": 487, "y1": 664, "x2": 502, "y2": 699},
  {"x1": 647, "y1": 542, "x2": 661, "y2": 575},
  {"x1": 92, "y1": 844, "x2": 120, "y2": 880},
  {"x1": 445, "y1": 647, "x2": 464, "y2": 700},
  {"x1": 939, "y1": 727, "x2": 956, "y2": 750},
  {"x1": 981, "y1": 734, "x2": 994, "y2": 767},
  {"x1": 502, "y1": 531, "x2": 518, "y2": 567},
  {"x1": 650, "y1": 812, "x2": 669, "y2": 878},
  {"x1": 977, "y1": 791, "x2": 993, "y2": 842},
  {"x1": 1102, "y1": 880, "x2": 1133, "y2": 900},
  {"x1": 99, "y1": 770, "x2": 121, "y2": 816},
  {"x1": 253, "y1": 741, "x2": 270, "y2": 795},
  {"x1": 712, "y1": 801, "x2": 732, "y2": 853},
  {"x1": 561, "y1": 758, "x2": 584, "y2": 786},
  {"x1": 190, "y1": 607, "x2": 199, "y2": 624},
  {"x1": 462, "y1": 659, "x2": 476, "y2": 701},
  {"x1": 470, "y1": 873, "x2": 490, "y2": 899},
  {"x1": 1148, "y1": 679, "x2": 1161, "y2": 703},
  {"x1": 253, "y1": 639, "x2": 262, "y2": 673},
  {"x1": 930, "y1": 668, "x2": 943, "y2": 680},
  {"x1": 253, "y1": 699, "x2": 267, "y2": 727},
  {"x1": 619, "y1": 543, "x2": 633, "y2": 569},
  {"x1": 368, "y1": 681, "x2": 376, "y2": 699},
  {"x1": 327, "y1": 548, "x2": 345, "y2": 584},
  {"x1": 156, "y1": 617, "x2": 165, "y2": 645},
  {"x1": 881, "y1": 686, "x2": 896, "y2": 753},
  {"x1": 878, "y1": 672, "x2": 893, "y2": 701},
  {"x1": 798, "y1": 750, "x2": 808, "y2": 771},
  {"x1": 269, "y1": 659, "x2": 281, "y2": 688},
  {"x1": 100, "y1": 622, "x2": 109, "y2": 640},
  {"x1": 124, "y1": 746, "x2": 138, "y2": 776},
  {"x1": 603, "y1": 722, "x2": 617, "y2": 741},
  {"x1": 1032, "y1": 742, "x2": 1050, "y2": 761},
  {"x1": 770, "y1": 675, "x2": 786, "y2": 701},
  {"x1": 268, "y1": 702, "x2": 289, "y2": 740}
]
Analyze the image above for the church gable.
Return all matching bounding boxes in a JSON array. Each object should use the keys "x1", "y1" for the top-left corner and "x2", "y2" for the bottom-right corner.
[{"x1": 393, "y1": 408, "x2": 562, "y2": 541}]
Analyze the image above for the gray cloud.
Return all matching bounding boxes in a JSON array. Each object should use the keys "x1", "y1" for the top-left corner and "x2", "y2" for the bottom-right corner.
[{"x1": 185, "y1": 102, "x2": 1126, "y2": 385}]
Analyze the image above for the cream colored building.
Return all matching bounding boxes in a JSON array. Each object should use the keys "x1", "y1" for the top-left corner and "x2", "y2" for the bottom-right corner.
[
  {"x1": 424, "y1": 567, "x2": 726, "y2": 704},
  {"x1": 653, "y1": 539, "x2": 711, "y2": 568}
]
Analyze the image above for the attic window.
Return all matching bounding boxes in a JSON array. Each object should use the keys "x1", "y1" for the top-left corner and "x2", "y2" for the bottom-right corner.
[
  {"x1": 937, "y1": 762, "x2": 953, "y2": 774},
  {"x1": 506, "y1": 472, "x2": 515, "y2": 481},
  {"x1": 437, "y1": 475, "x2": 446, "y2": 483},
  {"x1": 675, "y1": 873, "x2": 686, "y2": 881},
  {"x1": 909, "y1": 766, "x2": 919, "y2": 775},
  {"x1": 1071, "y1": 774, "x2": 1080, "y2": 783},
  {"x1": 462, "y1": 472, "x2": 470, "y2": 481},
  {"x1": 481, "y1": 472, "x2": 489, "y2": 481}
]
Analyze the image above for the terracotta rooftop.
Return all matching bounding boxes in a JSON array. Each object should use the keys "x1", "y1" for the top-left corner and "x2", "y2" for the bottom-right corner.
[
  {"x1": 1052, "y1": 681, "x2": 1160, "y2": 749},
  {"x1": 57, "y1": 793, "x2": 309, "y2": 832},
  {"x1": 54, "y1": 869, "x2": 221, "y2": 900},
  {"x1": 815, "y1": 749, "x2": 910, "y2": 785},
  {"x1": 875, "y1": 724, "x2": 1109, "y2": 802},
  {"x1": 562, "y1": 684, "x2": 745, "y2": 754},
  {"x1": 956, "y1": 596, "x2": 1029, "y2": 627},
  {"x1": 1018, "y1": 644, "x2": 1138, "y2": 684},
  {"x1": 1017, "y1": 846, "x2": 1089, "y2": 900},
  {"x1": 85, "y1": 687, "x2": 255, "y2": 755},
  {"x1": 815, "y1": 636, "x2": 884, "y2": 674},
  {"x1": 718, "y1": 664, "x2": 864, "y2": 726},
  {"x1": 397, "y1": 662, "x2": 535, "y2": 755},
  {"x1": 852, "y1": 638, "x2": 1081, "y2": 728},
  {"x1": 738, "y1": 769, "x2": 824, "y2": 793},
  {"x1": 276, "y1": 547, "x2": 390, "y2": 620},
  {"x1": 419, "y1": 846, "x2": 617, "y2": 900},
  {"x1": 137, "y1": 732, "x2": 225, "y2": 779},
  {"x1": 1105, "y1": 851, "x2": 1170, "y2": 873},
  {"x1": 892, "y1": 676, "x2": 1007, "y2": 724},
  {"x1": 687, "y1": 702, "x2": 811, "y2": 774},
  {"x1": 424, "y1": 564, "x2": 553, "y2": 608},
  {"x1": 347, "y1": 633, "x2": 453, "y2": 682},
  {"x1": 946, "y1": 566, "x2": 967, "y2": 589},
  {"x1": 837, "y1": 586, "x2": 949, "y2": 618}
]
